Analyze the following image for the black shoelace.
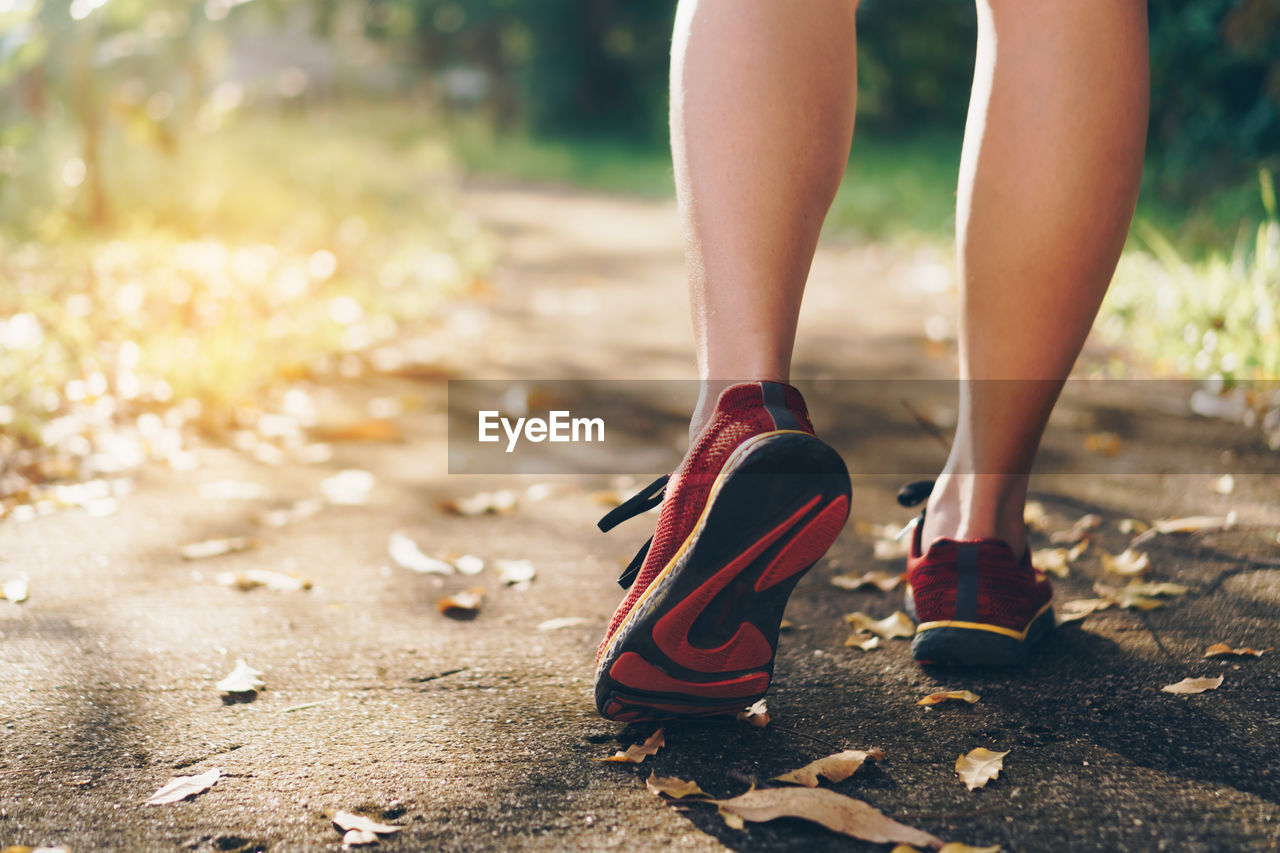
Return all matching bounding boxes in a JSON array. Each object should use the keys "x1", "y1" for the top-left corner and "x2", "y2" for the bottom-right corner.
[{"x1": 597, "y1": 474, "x2": 669, "y2": 589}]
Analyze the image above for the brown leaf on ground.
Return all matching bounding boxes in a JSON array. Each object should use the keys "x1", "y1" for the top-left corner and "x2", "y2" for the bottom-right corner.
[
  {"x1": 938, "y1": 845, "x2": 1003, "y2": 853},
  {"x1": 706, "y1": 787, "x2": 942, "y2": 848},
  {"x1": 845, "y1": 611, "x2": 915, "y2": 639},
  {"x1": 774, "y1": 748, "x2": 884, "y2": 787},
  {"x1": 1050, "y1": 514, "x2": 1102, "y2": 545},
  {"x1": 1067, "y1": 538, "x2": 1090, "y2": 562},
  {"x1": 1057, "y1": 599, "x2": 1113, "y2": 625},
  {"x1": 216, "y1": 659, "x2": 265, "y2": 695},
  {"x1": 389, "y1": 532, "x2": 455, "y2": 575},
  {"x1": 596, "y1": 729, "x2": 665, "y2": 764},
  {"x1": 1130, "y1": 513, "x2": 1238, "y2": 547},
  {"x1": 179, "y1": 537, "x2": 260, "y2": 560},
  {"x1": 1162, "y1": 675, "x2": 1224, "y2": 694},
  {"x1": 438, "y1": 587, "x2": 485, "y2": 616},
  {"x1": 537, "y1": 616, "x2": 590, "y2": 631},
  {"x1": 438, "y1": 490, "x2": 518, "y2": 516},
  {"x1": 831, "y1": 571, "x2": 903, "y2": 592},
  {"x1": 1032, "y1": 548, "x2": 1070, "y2": 579},
  {"x1": 1117, "y1": 518, "x2": 1149, "y2": 535},
  {"x1": 1023, "y1": 501, "x2": 1050, "y2": 530},
  {"x1": 646, "y1": 773, "x2": 706, "y2": 799},
  {"x1": 217, "y1": 569, "x2": 312, "y2": 592},
  {"x1": 0, "y1": 576, "x2": 29, "y2": 603},
  {"x1": 737, "y1": 699, "x2": 770, "y2": 728},
  {"x1": 1204, "y1": 643, "x2": 1269, "y2": 658},
  {"x1": 1124, "y1": 581, "x2": 1190, "y2": 597},
  {"x1": 845, "y1": 634, "x2": 882, "y2": 652},
  {"x1": 956, "y1": 748, "x2": 1008, "y2": 791},
  {"x1": 1100, "y1": 548, "x2": 1150, "y2": 577},
  {"x1": 145, "y1": 768, "x2": 221, "y2": 805},
  {"x1": 496, "y1": 559, "x2": 536, "y2": 586},
  {"x1": 873, "y1": 538, "x2": 912, "y2": 561},
  {"x1": 341, "y1": 829, "x2": 378, "y2": 848},
  {"x1": 1084, "y1": 432, "x2": 1122, "y2": 455},
  {"x1": 256, "y1": 498, "x2": 324, "y2": 528},
  {"x1": 918, "y1": 690, "x2": 980, "y2": 707},
  {"x1": 331, "y1": 811, "x2": 405, "y2": 836},
  {"x1": 1093, "y1": 581, "x2": 1187, "y2": 611}
]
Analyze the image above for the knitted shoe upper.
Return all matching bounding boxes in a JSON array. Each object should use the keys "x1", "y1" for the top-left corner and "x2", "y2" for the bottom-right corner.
[
  {"x1": 598, "y1": 382, "x2": 814, "y2": 659},
  {"x1": 905, "y1": 519, "x2": 1053, "y2": 633}
]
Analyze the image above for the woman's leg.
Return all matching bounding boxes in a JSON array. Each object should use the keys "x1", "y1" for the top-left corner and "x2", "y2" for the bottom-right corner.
[
  {"x1": 671, "y1": 0, "x2": 860, "y2": 436},
  {"x1": 920, "y1": 0, "x2": 1149, "y2": 555}
]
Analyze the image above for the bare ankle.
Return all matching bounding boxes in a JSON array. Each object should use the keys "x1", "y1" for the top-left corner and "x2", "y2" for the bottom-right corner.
[{"x1": 921, "y1": 473, "x2": 1029, "y2": 554}]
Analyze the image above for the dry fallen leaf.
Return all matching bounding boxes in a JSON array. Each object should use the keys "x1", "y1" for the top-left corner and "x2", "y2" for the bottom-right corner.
[
  {"x1": 1162, "y1": 675, "x2": 1224, "y2": 694},
  {"x1": 774, "y1": 748, "x2": 884, "y2": 787},
  {"x1": 179, "y1": 537, "x2": 260, "y2": 560},
  {"x1": 597, "y1": 729, "x2": 665, "y2": 764},
  {"x1": 1023, "y1": 501, "x2": 1050, "y2": 530},
  {"x1": 537, "y1": 616, "x2": 590, "y2": 631},
  {"x1": 1117, "y1": 518, "x2": 1149, "y2": 535},
  {"x1": 938, "y1": 845, "x2": 1002, "y2": 853},
  {"x1": 438, "y1": 490, "x2": 518, "y2": 516},
  {"x1": 1093, "y1": 580, "x2": 1188, "y2": 611},
  {"x1": 216, "y1": 660, "x2": 265, "y2": 695},
  {"x1": 145, "y1": 767, "x2": 221, "y2": 805},
  {"x1": 496, "y1": 559, "x2": 536, "y2": 586},
  {"x1": 737, "y1": 699, "x2": 770, "y2": 728},
  {"x1": 1, "y1": 576, "x2": 30, "y2": 603},
  {"x1": 1032, "y1": 548, "x2": 1070, "y2": 579},
  {"x1": 831, "y1": 571, "x2": 902, "y2": 592},
  {"x1": 454, "y1": 554, "x2": 485, "y2": 575},
  {"x1": 438, "y1": 587, "x2": 485, "y2": 616},
  {"x1": 389, "y1": 532, "x2": 455, "y2": 575},
  {"x1": 321, "y1": 469, "x2": 376, "y2": 506},
  {"x1": 342, "y1": 829, "x2": 378, "y2": 848},
  {"x1": 256, "y1": 498, "x2": 324, "y2": 528},
  {"x1": 1212, "y1": 474, "x2": 1236, "y2": 495},
  {"x1": 1203, "y1": 643, "x2": 1269, "y2": 658},
  {"x1": 918, "y1": 690, "x2": 980, "y2": 707},
  {"x1": 1057, "y1": 599, "x2": 1113, "y2": 624},
  {"x1": 332, "y1": 811, "x2": 405, "y2": 836},
  {"x1": 646, "y1": 773, "x2": 707, "y2": 799},
  {"x1": 845, "y1": 611, "x2": 915, "y2": 640},
  {"x1": 1130, "y1": 513, "x2": 1238, "y2": 547},
  {"x1": 1084, "y1": 432, "x2": 1122, "y2": 455},
  {"x1": 1067, "y1": 538, "x2": 1090, "y2": 562},
  {"x1": 873, "y1": 538, "x2": 912, "y2": 561},
  {"x1": 1100, "y1": 548, "x2": 1150, "y2": 577},
  {"x1": 1050, "y1": 514, "x2": 1102, "y2": 545},
  {"x1": 1124, "y1": 581, "x2": 1190, "y2": 597},
  {"x1": 845, "y1": 634, "x2": 882, "y2": 652},
  {"x1": 956, "y1": 748, "x2": 1008, "y2": 791},
  {"x1": 705, "y1": 787, "x2": 942, "y2": 848},
  {"x1": 217, "y1": 569, "x2": 311, "y2": 592}
]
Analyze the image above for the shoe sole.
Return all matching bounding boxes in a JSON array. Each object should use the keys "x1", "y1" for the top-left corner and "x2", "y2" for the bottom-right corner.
[
  {"x1": 594, "y1": 431, "x2": 851, "y2": 722},
  {"x1": 905, "y1": 586, "x2": 1055, "y2": 666}
]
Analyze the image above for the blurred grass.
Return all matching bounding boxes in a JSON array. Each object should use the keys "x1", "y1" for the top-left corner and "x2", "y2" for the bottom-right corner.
[{"x1": 0, "y1": 105, "x2": 493, "y2": 450}]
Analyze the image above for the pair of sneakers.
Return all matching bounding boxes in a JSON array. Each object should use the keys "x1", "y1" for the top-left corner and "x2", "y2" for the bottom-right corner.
[{"x1": 593, "y1": 381, "x2": 1054, "y2": 722}]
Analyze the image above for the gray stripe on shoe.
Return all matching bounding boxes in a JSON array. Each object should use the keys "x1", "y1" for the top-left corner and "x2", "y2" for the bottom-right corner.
[
  {"x1": 955, "y1": 542, "x2": 979, "y2": 622},
  {"x1": 760, "y1": 381, "x2": 800, "y2": 430}
]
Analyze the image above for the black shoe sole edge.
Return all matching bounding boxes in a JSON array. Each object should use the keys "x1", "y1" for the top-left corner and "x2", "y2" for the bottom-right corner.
[
  {"x1": 594, "y1": 431, "x2": 851, "y2": 721},
  {"x1": 906, "y1": 587, "x2": 1055, "y2": 667}
]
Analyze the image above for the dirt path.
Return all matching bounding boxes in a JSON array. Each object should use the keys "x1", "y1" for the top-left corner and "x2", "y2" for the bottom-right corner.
[{"x1": 3, "y1": 186, "x2": 1279, "y2": 852}]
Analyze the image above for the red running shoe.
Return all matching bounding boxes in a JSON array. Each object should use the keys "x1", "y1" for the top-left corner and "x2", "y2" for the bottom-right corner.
[
  {"x1": 593, "y1": 381, "x2": 850, "y2": 721},
  {"x1": 898, "y1": 480, "x2": 1055, "y2": 666}
]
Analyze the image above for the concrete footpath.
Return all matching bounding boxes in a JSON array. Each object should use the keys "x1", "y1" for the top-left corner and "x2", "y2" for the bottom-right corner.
[{"x1": 2, "y1": 187, "x2": 1279, "y2": 852}]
